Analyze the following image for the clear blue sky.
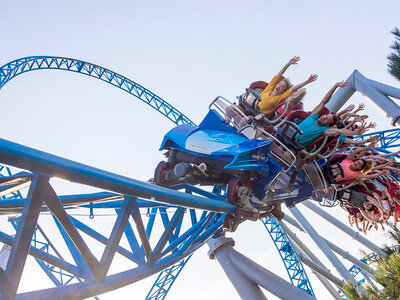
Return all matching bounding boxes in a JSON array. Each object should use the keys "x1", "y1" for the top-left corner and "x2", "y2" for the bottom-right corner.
[{"x1": 1, "y1": 1, "x2": 400, "y2": 299}]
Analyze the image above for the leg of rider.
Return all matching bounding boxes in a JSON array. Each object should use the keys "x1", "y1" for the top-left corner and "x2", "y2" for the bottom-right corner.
[{"x1": 289, "y1": 156, "x2": 304, "y2": 185}]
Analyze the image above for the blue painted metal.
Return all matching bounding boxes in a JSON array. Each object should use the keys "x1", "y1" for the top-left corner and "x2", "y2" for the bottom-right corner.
[
  {"x1": 0, "y1": 56, "x2": 194, "y2": 126},
  {"x1": 146, "y1": 255, "x2": 193, "y2": 300},
  {"x1": 4, "y1": 177, "x2": 91, "y2": 294},
  {"x1": 356, "y1": 128, "x2": 400, "y2": 152},
  {"x1": 348, "y1": 252, "x2": 377, "y2": 279},
  {"x1": 9, "y1": 217, "x2": 78, "y2": 286},
  {"x1": 262, "y1": 217, "x2": 315, "y2": 296},
  {"x1": 145, "y1": 186, "x2": 226, "y2": 300},
  {"x1": 0, "y1": 134, "x2": 235, "y2": 298},
  {"x1": 0, "y1": 137, "x2": 236, "y2": 214},
  {"x1": 1, "y1": 55, "x2": 399, "y2": 300},
  {"x1": 0, "y1": 166, "x2": 24, "y2": 200},
  {"x1": 0, "y1": 55, "x2": 313, "y2": 299},
  {"x1": 4, "y1": 176, "x2": 47, "y2": 298}
]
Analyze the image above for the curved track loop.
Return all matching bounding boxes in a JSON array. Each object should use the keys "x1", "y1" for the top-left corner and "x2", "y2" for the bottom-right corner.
[
  {"x1": 2, "y1": 56, "x2": 397, "y2": 299},
  {"x1": 0, "y1": 55, "x2": 311, "y2": 299},
  {"x1": 0, "y1": 56, "x2": 194, "y2": 126}
]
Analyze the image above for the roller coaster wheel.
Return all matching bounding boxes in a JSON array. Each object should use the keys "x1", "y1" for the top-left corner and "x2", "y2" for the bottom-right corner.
[
  {"x1": 223, "y1": 214, "x2": 236, "y2": 232},
  {"x1": 226, "y1": 177, "x2": 242, "y2": 205},
  {"x1": 154, "y1": 161, "x2": 173, "y2": 186}
]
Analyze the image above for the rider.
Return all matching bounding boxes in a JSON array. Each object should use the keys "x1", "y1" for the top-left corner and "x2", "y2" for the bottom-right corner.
[
  {"x1": 257, "y1": 56, "x2": 318, "y2": 115},
  {"x1": 289, "y1": 81, "x2": 367, "y2": 184}
]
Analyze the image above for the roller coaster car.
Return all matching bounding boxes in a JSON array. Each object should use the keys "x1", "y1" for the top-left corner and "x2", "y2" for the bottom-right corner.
[
  {"x1": 155, "y1": 100, "x2": 282, "y2": 201},
  {"x1": 236, "y1": 81, "x2": 293, "y2": 129},
  {"x1": 154, "y1": 96, "x2": 318, "y2": 228}
]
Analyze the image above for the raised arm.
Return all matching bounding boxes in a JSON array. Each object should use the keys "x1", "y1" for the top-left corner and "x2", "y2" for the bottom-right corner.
[
  {"x1": 356, "y1": 170, "x2": 389, "y2": 180},
  {"x1": 324, "y1": 125, "x2": 365, "y2": 138},
  {"x1": 372, "y1": 160, "x2": 393, "y2": 171},
  {"x1": 345, "y1": 141, "x2": 376, "y2": 161},
  {"x1": 376, "y1": 150, "x2": 400, "y2": 158},
  {"x1": 310, "y1": 81, "x2": 349, "y2": 115},
  {"x1": 336, "y1": 104, "x2": 355, "y2": 118},
  {"x1": 353, "y1": 103, "x2": 366, "y2": 114},
  {"x1": 289, "y1": 74, "x2": 318, "y2": 93},
  {"x1": 276, "y1": 56, "x2": 300, "y2": 78}
]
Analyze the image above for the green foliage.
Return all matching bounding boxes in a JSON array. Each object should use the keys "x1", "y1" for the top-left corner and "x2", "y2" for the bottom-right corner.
[
  {"x1": 342, "y1": 228, "x2": 400, "y2": 300},
  {"x1": 387, "y1": 27, "x2": 400, "y2": 82},
  {"x1": 342, "y1": 281, "x2": 366, "y2": 300}
]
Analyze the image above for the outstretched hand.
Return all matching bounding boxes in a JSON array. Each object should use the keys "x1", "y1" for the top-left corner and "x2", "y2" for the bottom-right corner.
[
  {"x1": 357, "y1": 121, "x2": 368, "y2": 134},
  {"x1": 369, "y1": 135, "x2": 379, "y2": 143},
  {"x1": 289, "y1": 56, "x2": 300, "y2": 65},
  {"x1": 366, "y1": 122, "x2": 377, "y2": 130},
  {"x1": 357, "y1": 103, "x2": 366, "y2": 112},
  {"x1": 335, "y1": 81, "x2": 350, "y2": 88},
  {"x1": 307, "y1": 74, "x2": 318, "y2": 83},
  {"x1": 367, "y1": 139, "x2": 378, "y2": 149}
]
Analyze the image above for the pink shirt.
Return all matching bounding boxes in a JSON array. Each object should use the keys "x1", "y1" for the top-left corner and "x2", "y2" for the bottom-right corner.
[{"x1": 337, "y1": 159, "x2": 361, "y2": 182}]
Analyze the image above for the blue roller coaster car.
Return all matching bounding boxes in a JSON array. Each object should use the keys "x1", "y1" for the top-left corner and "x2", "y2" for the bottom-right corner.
[{"x1": 154, "y1": 97, "x2": 327, "y2": 227}]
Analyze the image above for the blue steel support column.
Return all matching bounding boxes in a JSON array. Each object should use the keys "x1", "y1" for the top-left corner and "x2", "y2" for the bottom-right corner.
[
  {"x1": 145, "y1": 185, "x2": 226, "y2": 300},
  {"x1": 9, "y1": 218, "x2": 78, "y2": 286},
  {"x1": 45, "y1": 185, "x2": 101, "y2": 280},
  {"x1": 145, "y1": 255, "x2": 193, "y2": 300},
  {"x1": 97, "y1": 197, "x2": 135, "y2": 282},
  {"x1": 3, "y1": 176, "x2": 47, "y2": 298},
  {"x1": 262, "y1": 217, "x2": 314, "y2": 296}
]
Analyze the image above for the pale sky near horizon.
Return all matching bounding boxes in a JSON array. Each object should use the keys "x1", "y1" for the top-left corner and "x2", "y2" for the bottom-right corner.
[{"x1": 1, "y1": 1, "x2": 400, "y2": 299}]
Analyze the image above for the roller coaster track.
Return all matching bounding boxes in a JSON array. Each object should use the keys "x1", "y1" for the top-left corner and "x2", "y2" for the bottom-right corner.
[
  {"x1": 0, "y1": 136, "x2": 233, "y2": 298},
  {"x1": 0, "y1": 56, "x2": 194, "y2": 126},
  {"x1": 2, "y1": 56, "x2": 397, "y2": 299},
  {"x1": 0, "y1": 56, "x2": 314, "y2": 299}
]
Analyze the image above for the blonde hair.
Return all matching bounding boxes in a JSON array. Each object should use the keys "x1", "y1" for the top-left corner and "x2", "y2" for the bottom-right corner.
[
  {"x1": 290, "y1": 88, "x2": 306, "y2": 103},
  {"x1": 361, "y1": 159, "x2": 375, "y2": 174},
  {"x1": 279, "y1": 78, "x2": 292, "y2": 92}
]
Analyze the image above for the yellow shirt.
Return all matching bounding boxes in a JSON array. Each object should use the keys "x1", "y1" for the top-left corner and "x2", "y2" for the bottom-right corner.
[{"x1": 257, "y1": 75, "x2": 292, "y2": 114}]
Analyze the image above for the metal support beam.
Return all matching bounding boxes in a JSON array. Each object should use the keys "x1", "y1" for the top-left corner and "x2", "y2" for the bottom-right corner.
[
  {"x1": 208, "y1": 237, "x2": 267, "y2": 300},
  {"x1": 290, "y1": 206, "x2": 357, "y2": 285},
  {"x1": 4, "y1": 176, "x2": 47, "y2": 298},
  {"x1": 0, "y1": 137, "x2": 236, "y2": 214},
  {"x1": 228, "y1": 246, "x2": 314, "y2": 300},
  {"x1": 326, "y1": 70, "x2": 400, "y2": 126},
  {"x1": 283, "y1": 215, "x2": 375, "y2": 276},
  {"x1": 301, "y1": 201, "x2": 386, "y2": 257},
  {"x1": 294, "y1": 248, "x2": 344, "y2": 287},
  {"x1": 97, "y1": 197, "x2": 134, "y2": 282},
  {"x1": 208, "y1": 236, "x2": 315, "y2": 300},
  {"x1": 262, "y1": 218, "x2": 314, "y2": 295},
  {"x1": 281, "y1": 221, "x2": 343, "y2": 300},
  {"x1": 0, "y1": 243, "x2": 11, "y2": 270},
  {"x1": 324, "y1": 239, "x2": 375, "y2": 276}
]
